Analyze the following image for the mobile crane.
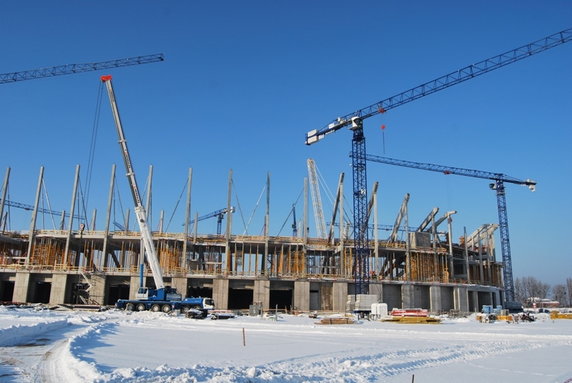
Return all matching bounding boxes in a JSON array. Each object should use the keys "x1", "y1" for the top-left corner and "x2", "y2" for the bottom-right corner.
[{"x1": 100, "y1": 75, "x2": 213, "y2": 316}]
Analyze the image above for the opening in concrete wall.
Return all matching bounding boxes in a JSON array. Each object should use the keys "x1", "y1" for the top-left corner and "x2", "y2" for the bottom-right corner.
[
  {"x1": 478, "y1": 291, "x2": 492, "y2": 308},
  {"x1": 188, "y1": 278, "x2": 213, "y2": 299},
  {"x1": 1, "y1": 281, "x2": 14, "y2": 302},
  {"x1": 188, "y1": 286, "x2": 212, "y2": 298},
  {"x1": 108, "y1": 284, "x2": 130, "y2": 305},
  {"x1": 33, "y1": 282, "x2": 51, "y2": 303},
  {"x1": 228, "y1": 288, "x2": 253, "y2": 310},
  {"x1": 269, "y1": 281, "x2": 294, "y2": 311}
]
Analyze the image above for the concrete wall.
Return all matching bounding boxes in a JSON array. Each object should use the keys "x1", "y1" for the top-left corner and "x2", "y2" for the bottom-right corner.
[
  {"x1": 293, "y1": 280, "x2": 309, "y2": 311},
  {"x1": 49, "y1": 273, "x2": 68, "y2": 305},
  {"x1": 332, "y1": 282, "x2": 348, "y2": 312},
  {"x1": 382, "y1": 283, "x2": 401, "y2": 310},
  {"x1": 0, "y1": 270, "x2": 502, "y2": 313},
  {"x1": 13, "y1": 271, "x2": 30, "y2": 303},
  {"x1": 254, "y1": 279, "x2": 270, "y2": 310},
  {"x1": 213, "y1": 278, "x2": 229, "y2": 310},
  {"x1": 454, "y1": 286, "x2": 469, "y2": 313}
]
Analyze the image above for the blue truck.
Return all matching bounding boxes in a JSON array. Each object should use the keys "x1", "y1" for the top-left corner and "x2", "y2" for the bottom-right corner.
[{"x1": 115, "y1": 286, "x2": 214, "y2": 318}]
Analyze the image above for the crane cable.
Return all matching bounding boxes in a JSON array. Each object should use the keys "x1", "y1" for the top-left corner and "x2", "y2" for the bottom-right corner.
[{"x1": 84, "y1": 82, "x2": 104, "y2": 213}]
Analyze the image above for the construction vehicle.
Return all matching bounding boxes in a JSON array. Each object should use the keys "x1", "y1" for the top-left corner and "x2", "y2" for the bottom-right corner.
[
  {"x1": 100, "y1": 75, "x2": 214, "y2": 317},
  {"x1": 305, "y1": 27, "x2": 571, "y2": 297}
]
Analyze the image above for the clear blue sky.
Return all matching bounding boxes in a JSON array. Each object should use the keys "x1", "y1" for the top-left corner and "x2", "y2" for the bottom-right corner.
[{"x1": 1, "y1": 1, "x2": 571, "y2": 285}]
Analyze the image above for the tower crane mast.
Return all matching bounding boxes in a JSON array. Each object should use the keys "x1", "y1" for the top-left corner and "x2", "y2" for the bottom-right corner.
[
  {"x1": 305, "y1": 27, "x2": 571, "y2": 295},
  {"x1": 364, "y1": 153, "x2": 535, "y2": 305}
]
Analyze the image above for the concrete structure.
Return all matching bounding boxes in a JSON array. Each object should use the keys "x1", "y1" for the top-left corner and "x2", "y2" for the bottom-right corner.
[{"x1": 0, "y1": 166, "x2": 504, "y2": 314}]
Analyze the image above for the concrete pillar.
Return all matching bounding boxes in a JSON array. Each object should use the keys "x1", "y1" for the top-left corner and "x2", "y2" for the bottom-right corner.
[
  {"x1": 172, "y1": 277, "x2": 188, "y2": 298},
  {"x1": 254, "y1": 279, "x2": 270, "y2": 310},
  {"x1": 454, "y1": 286, "x2": 469, "y2": 313},
  {"x1": 401, "y1": 283, "x2": 415, "y2": 308},
  {"x1": 90, "y1": 274, "x2": 107, "y2": 305},
  {"x1": 13, "y1": 272, "x2": 30, "y2": 303},
  {"x1": 213, "y1": 278, "x2": 229, "y2": 310},
  {"x1": 429, "y1": 285, "x2": 442, "y2": 314},
  {"x1": 49, "y1": 273, "x2": 68, "y2": 305},
  {"x1": 293, "y1": 280, "x2": 310, "y2": 312},
  {"x1": 471, "y1": 290, "x2": 479, "y2": 312},
  {"x1": 129, "y1": 276, "x2": 141, "y2": 300},
  {"x1": 332, "y1": 282, "x2": 348, "y2": 312}
]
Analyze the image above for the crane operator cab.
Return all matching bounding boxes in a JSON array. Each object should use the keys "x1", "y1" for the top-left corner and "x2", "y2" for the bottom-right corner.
[{"x1": 136, "y1": 286, "x2": 183, "y2": 301}]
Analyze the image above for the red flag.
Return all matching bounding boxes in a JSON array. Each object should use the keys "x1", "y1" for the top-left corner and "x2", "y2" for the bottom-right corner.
[{"x1": 381, "y1": 124, "x2": 386, "y2": 130}]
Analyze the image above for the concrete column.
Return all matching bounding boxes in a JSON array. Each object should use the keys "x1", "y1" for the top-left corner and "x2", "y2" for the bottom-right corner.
[
  {"x1": 454, "y1": 286, "x2": 469, "y2": 313},
  {"x1": 471, "y1": 290, "x2": 479, "y2": 312},
  {"x1": 49, "y1": 273, "x2": 68, "y2": 305},
  {"x1": 429, "y1": 285, "x2": 442, "y2": 314},
  {"x1": 293, "y1": 280, "x2": 310, "y2": 312},
  {"x1": 213, "y1": 278, "x2": 229, "y2": 310},
  {"x1": 401, "y1": 283, "x2": 415, "y2": 308},
  {"x1": 332, "y1": 282, "x2": 348, "y2": 312},
  {"x1": 90, "y1": 274, "x2": 107, "y2": 305},
  {"x1": 129, "y1": 276, "x2": 141, "y2": 300},
  {"x1": 172, "y1": 277, "x2": 188, "y2": 298},
  {"x1": 254, "y1": 279, "x2": 270, "y2": 310},
  {"x1": 13, "y1": 272, "x2": 30, "y2": 303}
]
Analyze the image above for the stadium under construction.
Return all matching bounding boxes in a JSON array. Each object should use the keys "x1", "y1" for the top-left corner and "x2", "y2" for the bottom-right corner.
[{"x1": 0, "y1": 165, "x2": 504, "y2": 314}]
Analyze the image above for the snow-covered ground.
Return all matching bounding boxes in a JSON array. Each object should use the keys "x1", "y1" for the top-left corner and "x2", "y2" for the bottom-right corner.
[{"x1": 1, "y1": 306, "x2": 571, "y2": 383}]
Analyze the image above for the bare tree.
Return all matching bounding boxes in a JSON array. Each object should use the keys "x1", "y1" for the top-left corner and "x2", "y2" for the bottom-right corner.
[
  {"x1": 553, "y1": 284, "x2": 568, "y2": 306},
  {"x1": 514, "y1": 278, "x2": 527, "y2": 305},
  {"x1": 567, "y1": 278, "x2": 572, "y2": 307},
  {"x1": 514, "y1": 276, "x2": 550, "y2": 307}
]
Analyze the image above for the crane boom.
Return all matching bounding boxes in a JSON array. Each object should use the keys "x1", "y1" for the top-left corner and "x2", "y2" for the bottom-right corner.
[
  {"x1": 363, "y1": 154, "x2": 537, "y2": 189},
  {"x1": 364, "y1": 153, "x2": 535, "y2": 305},
  {"x1": 306, "y1": 28, "x2": 569, "y2": 295},
  {"x1": 2, "y1": 199, "x2": 82, "y2": 220},
  {"x1": 0, "y1": 54, "x2": 164, "y2": 85},
  {"x1": 101, "y1": 75, "x2": 164, "y2": 290}
]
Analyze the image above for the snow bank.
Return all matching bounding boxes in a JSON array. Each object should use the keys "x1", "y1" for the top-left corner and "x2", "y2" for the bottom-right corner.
[{"x1": 0, "y1": 318, "x2": 69, "y2": 346}]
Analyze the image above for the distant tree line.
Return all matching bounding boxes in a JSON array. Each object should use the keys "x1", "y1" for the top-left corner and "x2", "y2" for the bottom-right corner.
[{"x1": 514, "y1": 277, "x2": 572, "y2": 307}]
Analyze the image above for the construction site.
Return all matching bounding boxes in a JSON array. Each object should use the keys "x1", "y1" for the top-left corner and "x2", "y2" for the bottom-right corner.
[
  {"x1": 0, "y1": 162, "x2": 503, "y2": 314},
  {"x1": 1, "y1": 27, "x2": 570, "y2": 315}
]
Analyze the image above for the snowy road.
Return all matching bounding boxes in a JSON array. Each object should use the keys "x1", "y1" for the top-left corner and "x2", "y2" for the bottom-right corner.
[{"x1": 1, "y1": 307, "x2": 571, "y2": 382}]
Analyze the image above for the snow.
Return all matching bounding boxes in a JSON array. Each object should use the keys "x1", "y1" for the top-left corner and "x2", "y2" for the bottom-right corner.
[{"x1": 1, "y1": 306, "x2": 571, "y2": 382}]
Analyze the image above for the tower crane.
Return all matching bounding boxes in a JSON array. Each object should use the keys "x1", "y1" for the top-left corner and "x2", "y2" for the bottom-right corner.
[
  {"x1": 0, "y1": 54, "x2": 164, "y2": 85},
  {"x1": 189, "y1": 207, "x2": 234, "y2": 235},
  {"x1": 305, "y1": 27, "x2": 571, "y2": 295},
  {"x1": 363, "y1": 153, "x2": 535, "y2": 306}
]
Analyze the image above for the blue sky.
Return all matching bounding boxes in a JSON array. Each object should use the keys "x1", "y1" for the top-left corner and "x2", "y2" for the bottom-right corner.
[{"x1": 1, "y1": 1, "x2": 571, "y2": 285}]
